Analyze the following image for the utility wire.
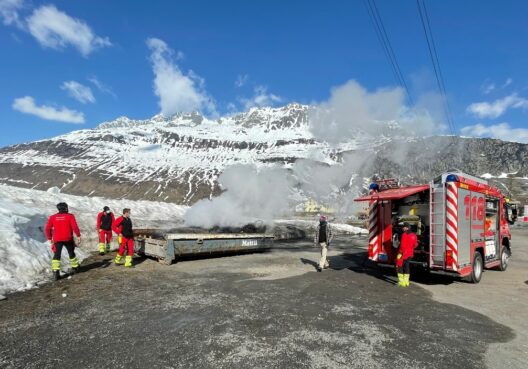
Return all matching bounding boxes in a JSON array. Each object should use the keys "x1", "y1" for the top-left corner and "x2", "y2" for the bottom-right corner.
[
  {"x1": 364, "y1": 0, "x2": 400, "y2": 87},
  {"x1": 363, "y1": 0, "x2": 415, "y2": 106},
  {"x1": 416, "y1": 0, "x2": 457, "y2": 136}
]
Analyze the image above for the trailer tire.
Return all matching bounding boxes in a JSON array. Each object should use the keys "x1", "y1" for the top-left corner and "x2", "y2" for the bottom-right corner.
[
  {"x1": 470, "y1": 251, "x2": 483, "y2": 283},
  {"x1": 499, "y1": 247, "x2": 510, "y2": 271}
]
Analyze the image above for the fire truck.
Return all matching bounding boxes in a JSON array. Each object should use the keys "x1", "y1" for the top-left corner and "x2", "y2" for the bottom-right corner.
[{"x1": 355, "y1": 171, "x2": 517, "y2": 283}]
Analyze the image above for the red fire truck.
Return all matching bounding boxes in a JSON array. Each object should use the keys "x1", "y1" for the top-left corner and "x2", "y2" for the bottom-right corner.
[{"x1": 355, "y1": 171, "x2": 516, "y2": 283}]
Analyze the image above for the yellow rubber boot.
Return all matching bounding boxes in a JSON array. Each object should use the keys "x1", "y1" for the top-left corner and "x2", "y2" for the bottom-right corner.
[
  {"x1": 124, "y1": 255, "x2": 133, "y2": 268},
  {"x1": 51, "y1": 259, "x2": 61, "y2": 280},
  {"x1": 70, "y1": 257, "x2": 79, "y2": 268},
  {"x1": 51, "y1": 259, "x2": 61, "y2": 271},
  {"x1": 70, "y1": 257, "x2": 80, "y2": 273},
  {"x1": 98, "y1": 243, "x2": 105, "y2": 255},
  {"x1": 397, "y1": 273, "x2": 406, "y2": 287},
  {"x1": 404, "y1": 274, "x2": 410, "y2": 287},
  {"x1": 114, "y1": 254, "x2": 124, "y2": 265}
]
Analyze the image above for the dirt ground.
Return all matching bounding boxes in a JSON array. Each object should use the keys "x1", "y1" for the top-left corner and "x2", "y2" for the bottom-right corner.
[
  {"x1": 421, "y1": 226, "x2": 528, "y2": 369},
  {"x1": 0, "y1": 230, "x2": 526, "y2": 369}
]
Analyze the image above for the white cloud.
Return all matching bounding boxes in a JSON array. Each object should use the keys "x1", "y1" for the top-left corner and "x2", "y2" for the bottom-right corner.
[
  {"x1": 61, "y1": 80, "x2": 95, "y2": 104},
  {"x1": 0, "y1": 0, "x2": 23, "y2": 27},
  {"x1": 235, "y1": 74, "x2": 248, "y2": 88},
  {"x1": 461, "y1": 122, "x2": 528, "y2": 143},
  {"x1": 26, "y1": 5, "x2": 111, "y2": 56},
  {"x1": 146, "y1": 37, "x2": 216, "y2": 116},
  {"x1": 481, "y1": 81, "x2": 495, "y2": 95},
  {"x1": 501, "y1": 78, "x2": 513, "y2": 89},
  {"x1": 466, "y1": 93, "x2": 528, "y2": 119},
  {"x1": 88, "y1": 76, "x2": 116, "y2": 98},
  {"x1": 12, "y1": 96, "x2": 85, "y2": 124},
  {"x1": 240, "y1": 85, "x2": 282, "y2": 110}
]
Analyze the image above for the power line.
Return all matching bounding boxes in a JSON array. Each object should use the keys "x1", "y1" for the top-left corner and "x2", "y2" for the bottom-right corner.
[
  {"x1": 416, "y1": 0, "x2": 457, "y2": 136},
  {"x1": 363, "y1": 0, "x2": 400, "y2": 87},
  {"x1": 363, "y1": 0, "x2": 414, "y2": 106}
]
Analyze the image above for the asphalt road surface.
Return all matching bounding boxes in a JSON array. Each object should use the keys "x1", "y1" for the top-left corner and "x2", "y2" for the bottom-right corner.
[{"x1": 1, "y1": 229, "x2": 527, "y2": 369}]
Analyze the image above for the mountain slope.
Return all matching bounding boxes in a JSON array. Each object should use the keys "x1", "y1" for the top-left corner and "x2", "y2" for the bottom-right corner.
[{"x1": 1, "y1": 103, "x2": 527, "y2": 204}]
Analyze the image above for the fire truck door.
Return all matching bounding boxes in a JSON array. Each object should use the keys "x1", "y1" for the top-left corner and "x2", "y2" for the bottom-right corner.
[{"x1": 457, "y1": 188, "x2": 473, "y2": 267}]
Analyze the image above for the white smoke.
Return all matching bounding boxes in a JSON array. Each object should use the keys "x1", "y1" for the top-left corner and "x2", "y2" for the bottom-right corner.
[
  {"x1": 184, "y1": 165, "x2": 293, "y2": 228},
  {"x1": 184, "y1": 79, "x2": 448, "y2": 228},
  {"x1": 309, "y1": 80, "x2": 445, "y2": 143}
]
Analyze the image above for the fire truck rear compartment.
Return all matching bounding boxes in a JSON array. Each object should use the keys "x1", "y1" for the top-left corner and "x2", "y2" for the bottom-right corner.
[{"x1": 390, "y1": 192, "x2": 431, "y2": 265}]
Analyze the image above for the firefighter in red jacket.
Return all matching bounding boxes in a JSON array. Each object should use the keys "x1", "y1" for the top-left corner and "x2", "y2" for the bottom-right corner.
[
  {"x1": 96, "y1": 206, "x2": 115, "y2": 255},
  {"x1": 112, "y1": 208, "x2": 134, "y2": 267},
  {"x1": 396, "y1": 222, "x2": 418, "y2": 287},
  {"x1": 45, "y1": 202, "x2": 81, "y2": 280}
]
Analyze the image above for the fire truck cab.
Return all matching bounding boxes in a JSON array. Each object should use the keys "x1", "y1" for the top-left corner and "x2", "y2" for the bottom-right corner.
[{"x1": 355, "y1": 171, "x2": 515, "y2": 283}]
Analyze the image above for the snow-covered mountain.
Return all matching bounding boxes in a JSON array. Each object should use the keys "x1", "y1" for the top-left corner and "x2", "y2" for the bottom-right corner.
[
  {"x1": 1, "y1": 103, "x2": 528, "y2": 204},
  {"x1": 0, "y1": 104, "x2": 392, "y2": 204}
]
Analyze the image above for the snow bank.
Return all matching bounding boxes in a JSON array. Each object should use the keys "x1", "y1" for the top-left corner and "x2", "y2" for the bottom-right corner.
[
  {"x1": 275, "y1": 219, "x2": 367, "y2": 235},
  {"x1": 0, "y1": 184, "x2": 188, "y2": 296}
]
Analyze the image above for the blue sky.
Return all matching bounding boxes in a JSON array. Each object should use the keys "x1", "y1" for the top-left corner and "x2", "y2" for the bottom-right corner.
[{"x1": 1, "y1": 0, "x2": 528, "y2": 147}]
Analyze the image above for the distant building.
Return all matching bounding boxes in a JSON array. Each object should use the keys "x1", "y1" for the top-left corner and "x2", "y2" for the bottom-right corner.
[{"x1": 295, "y1": 199, "x2": 335, "y2": 215}]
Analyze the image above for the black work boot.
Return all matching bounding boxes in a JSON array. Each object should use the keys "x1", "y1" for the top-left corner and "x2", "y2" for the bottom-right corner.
[
  {"x1": 53, "y1": 271, "x2": 61, "y2": 281},
  {"x1": 72, "y1": 266, "x2": 80, "y2": 274}
]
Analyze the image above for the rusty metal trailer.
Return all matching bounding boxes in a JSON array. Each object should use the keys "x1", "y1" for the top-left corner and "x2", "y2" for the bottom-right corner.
[{"x1": 135, "y1": 231, "x2": 274, "y2": 265}]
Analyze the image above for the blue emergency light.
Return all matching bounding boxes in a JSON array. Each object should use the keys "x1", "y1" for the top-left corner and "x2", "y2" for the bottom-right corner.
[{"x1": 445, "y1": 174, "x2": 458, "y2": 182}]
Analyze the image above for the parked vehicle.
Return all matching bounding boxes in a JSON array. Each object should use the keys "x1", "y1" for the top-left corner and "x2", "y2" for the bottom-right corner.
[{"x1": 355, "y1": 171, "x2": 516, "y2": 283}]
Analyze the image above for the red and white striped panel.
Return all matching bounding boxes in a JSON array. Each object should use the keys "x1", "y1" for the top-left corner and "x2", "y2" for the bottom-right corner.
[
  {"x1": 368, "y1": 200, "x2": 379, "y2": 261},
  {"x1": 445, "y1": 183, "x2": 459, "y2": 270}
]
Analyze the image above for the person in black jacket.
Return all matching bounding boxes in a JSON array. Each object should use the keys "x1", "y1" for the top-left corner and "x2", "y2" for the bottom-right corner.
[
  {"x1": 314, "y1": 215, "x2": 333, "y2": 272},
  {"x1": 112, "y1": 208, "x2": 134, "y2": 267},
  {"x1": 96, "y1": 206, "x2": 115, "y2": 255}
]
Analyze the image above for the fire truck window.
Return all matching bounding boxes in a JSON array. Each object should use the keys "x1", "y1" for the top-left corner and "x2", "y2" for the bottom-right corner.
[{"x1": 485, "y1": 199, "x2": 499, "y2": 260}]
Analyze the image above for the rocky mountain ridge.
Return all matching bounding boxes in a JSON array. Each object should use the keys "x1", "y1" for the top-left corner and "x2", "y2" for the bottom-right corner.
[{"x1": 1, "y1": 103, "x2": 527, "y2": 204}]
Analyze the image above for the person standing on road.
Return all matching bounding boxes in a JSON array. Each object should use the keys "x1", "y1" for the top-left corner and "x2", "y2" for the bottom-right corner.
[
  {"x1": 396, "y1": 223, "x2": 418, "y2": 287},
  {"x1": 112, "y1": 208, "x2": 135, "y2": 268},
  {"x1": 45, "y1": 202, "x2": 81, "y2": 281},
  {"x1": 96, "y1": 206, "x2": 115, "y2": 255},
  {"x1": 314, "y1": 215, "x2": 333, "y2": 272}
]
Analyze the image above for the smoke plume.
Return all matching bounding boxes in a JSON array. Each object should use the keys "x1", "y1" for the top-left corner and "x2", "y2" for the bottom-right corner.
[
  {"x1": 184, "y1": 165, "x2": 293, "y2": 228},
  {"x1": 184, "y1": 79, "x2": 449, "y2": 228}
]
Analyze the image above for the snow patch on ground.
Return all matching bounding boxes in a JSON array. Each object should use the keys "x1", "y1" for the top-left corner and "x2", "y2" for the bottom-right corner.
[
  {"x1": 275, "y1": 219, "x2": 367, "y2": 235},
  {"x1": 0, "y1": 184, "x2": 188, "y2": 296}
]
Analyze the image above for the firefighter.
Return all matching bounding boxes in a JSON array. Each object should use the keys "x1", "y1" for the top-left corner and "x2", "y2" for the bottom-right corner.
[
  {"x1": 396, "y1": 222, "x2": 418, "y2": 287},
  {"x1": 45, "y1": 202, "x2": 81, "y2": 280},
  {"x1": 112, "y1": 208, "x2": 134, "y2": 267},
  {"x1": 314, "y1": 215, "x2": 333, "y2": 272},
  {"x1": 96, "y1": 206, "x2": 115, "y2": 255}
]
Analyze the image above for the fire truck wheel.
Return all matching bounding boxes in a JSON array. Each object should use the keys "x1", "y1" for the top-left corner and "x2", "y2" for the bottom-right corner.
[
  {"x1": 470, "y1": 252, "x2": 483, "y2": 283},
  {"x1": 499, "y1": 247, "x2": 509, "y2": 271}
]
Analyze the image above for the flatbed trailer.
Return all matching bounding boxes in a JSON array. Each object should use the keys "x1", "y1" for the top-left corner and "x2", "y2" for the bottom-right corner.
[{"x1": 134, "y1": 229, "x2": 274, "y2": 265}]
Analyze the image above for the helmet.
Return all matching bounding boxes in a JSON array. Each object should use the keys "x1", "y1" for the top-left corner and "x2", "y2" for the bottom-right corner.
[
  {"x1": 56, "y1": 202, "x2": 69, "y2": 213},
  {"x1": 103, "y1": 206, "x2": 110, "y2": 212}
]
